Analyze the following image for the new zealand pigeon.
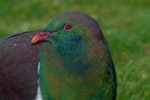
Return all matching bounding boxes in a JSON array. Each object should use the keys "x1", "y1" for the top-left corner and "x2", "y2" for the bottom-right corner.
[
  {"x1": 0, "y1": 30, "x2": 44, "y2": 100},
  {"x1": 32, "y1": 12, "x2": 117, "y2": 100}
]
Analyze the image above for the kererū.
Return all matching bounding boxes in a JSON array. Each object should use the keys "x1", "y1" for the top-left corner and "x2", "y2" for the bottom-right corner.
[
  {"x1": 0, "y1": 12, "x2": 117, "y2": 100},
  {"x1": 32, "y1": 12, "x2": 117, "y2": 100},
  {"x1": 0, "y1": 30, "x2": 44, "y2": 100}
]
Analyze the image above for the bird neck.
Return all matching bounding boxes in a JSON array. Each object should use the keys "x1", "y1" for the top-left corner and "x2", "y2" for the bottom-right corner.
[{"x1": 53, "y1": 39, "x2": 88, "y2": 75}]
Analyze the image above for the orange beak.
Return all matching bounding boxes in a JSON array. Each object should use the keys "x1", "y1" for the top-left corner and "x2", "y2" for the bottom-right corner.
[{"x1": 31, "y1": 32, "x2": 52, "y2": 44}]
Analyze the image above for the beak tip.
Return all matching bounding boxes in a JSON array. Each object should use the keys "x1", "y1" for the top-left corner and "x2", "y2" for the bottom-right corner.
[{"x1": 31, "y1": 38, "x2": 37, "y2": 44}]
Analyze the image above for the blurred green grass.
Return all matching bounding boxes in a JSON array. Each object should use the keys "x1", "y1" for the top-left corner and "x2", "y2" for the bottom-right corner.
[{"x1": 0, "y1": 0, "x2": 150, "y2": 99}]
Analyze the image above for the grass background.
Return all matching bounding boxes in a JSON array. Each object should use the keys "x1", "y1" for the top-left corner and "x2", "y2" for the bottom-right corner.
[{"x1": 0, "y1": 0, "x2": 149, "y2": 99}]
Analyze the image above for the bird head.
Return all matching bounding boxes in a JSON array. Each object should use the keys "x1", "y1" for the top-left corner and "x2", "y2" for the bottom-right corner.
[{"x1": 31, "y1": 12, "x2": 104, "y2": 47}]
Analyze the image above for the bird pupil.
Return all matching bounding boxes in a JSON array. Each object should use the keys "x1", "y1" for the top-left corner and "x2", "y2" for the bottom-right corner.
[{"x1": 64, "y1": 24, "x2": 72, "y2": 31}]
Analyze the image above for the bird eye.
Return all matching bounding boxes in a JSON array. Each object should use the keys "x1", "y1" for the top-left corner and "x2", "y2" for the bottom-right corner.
[{"x1": 64, "y1": 24, "x2": 72, "y2": 31}]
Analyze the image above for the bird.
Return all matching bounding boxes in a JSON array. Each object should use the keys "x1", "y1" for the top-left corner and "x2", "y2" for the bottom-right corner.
[
  {"x1": 0, "y1": 30, "x2": 44, "y2": 100},
  {"x1": 32, "y1": 12, "x2": 117, "y2": 100}
]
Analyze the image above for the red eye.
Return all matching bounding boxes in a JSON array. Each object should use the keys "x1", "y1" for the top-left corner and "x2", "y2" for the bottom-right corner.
[{"x1": 64, "y1": 24, "x2": 72, "y2": 31}]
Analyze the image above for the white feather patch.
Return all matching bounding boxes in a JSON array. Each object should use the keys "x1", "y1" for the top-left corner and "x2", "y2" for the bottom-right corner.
[{"x1": 35, "y1": 62, "x2": 43, "y2": 100}]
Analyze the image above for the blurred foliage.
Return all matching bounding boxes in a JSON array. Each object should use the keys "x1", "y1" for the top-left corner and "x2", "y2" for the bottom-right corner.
[{"x1": 0, "y1": 0, "x2": 150, "y2": 99}]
